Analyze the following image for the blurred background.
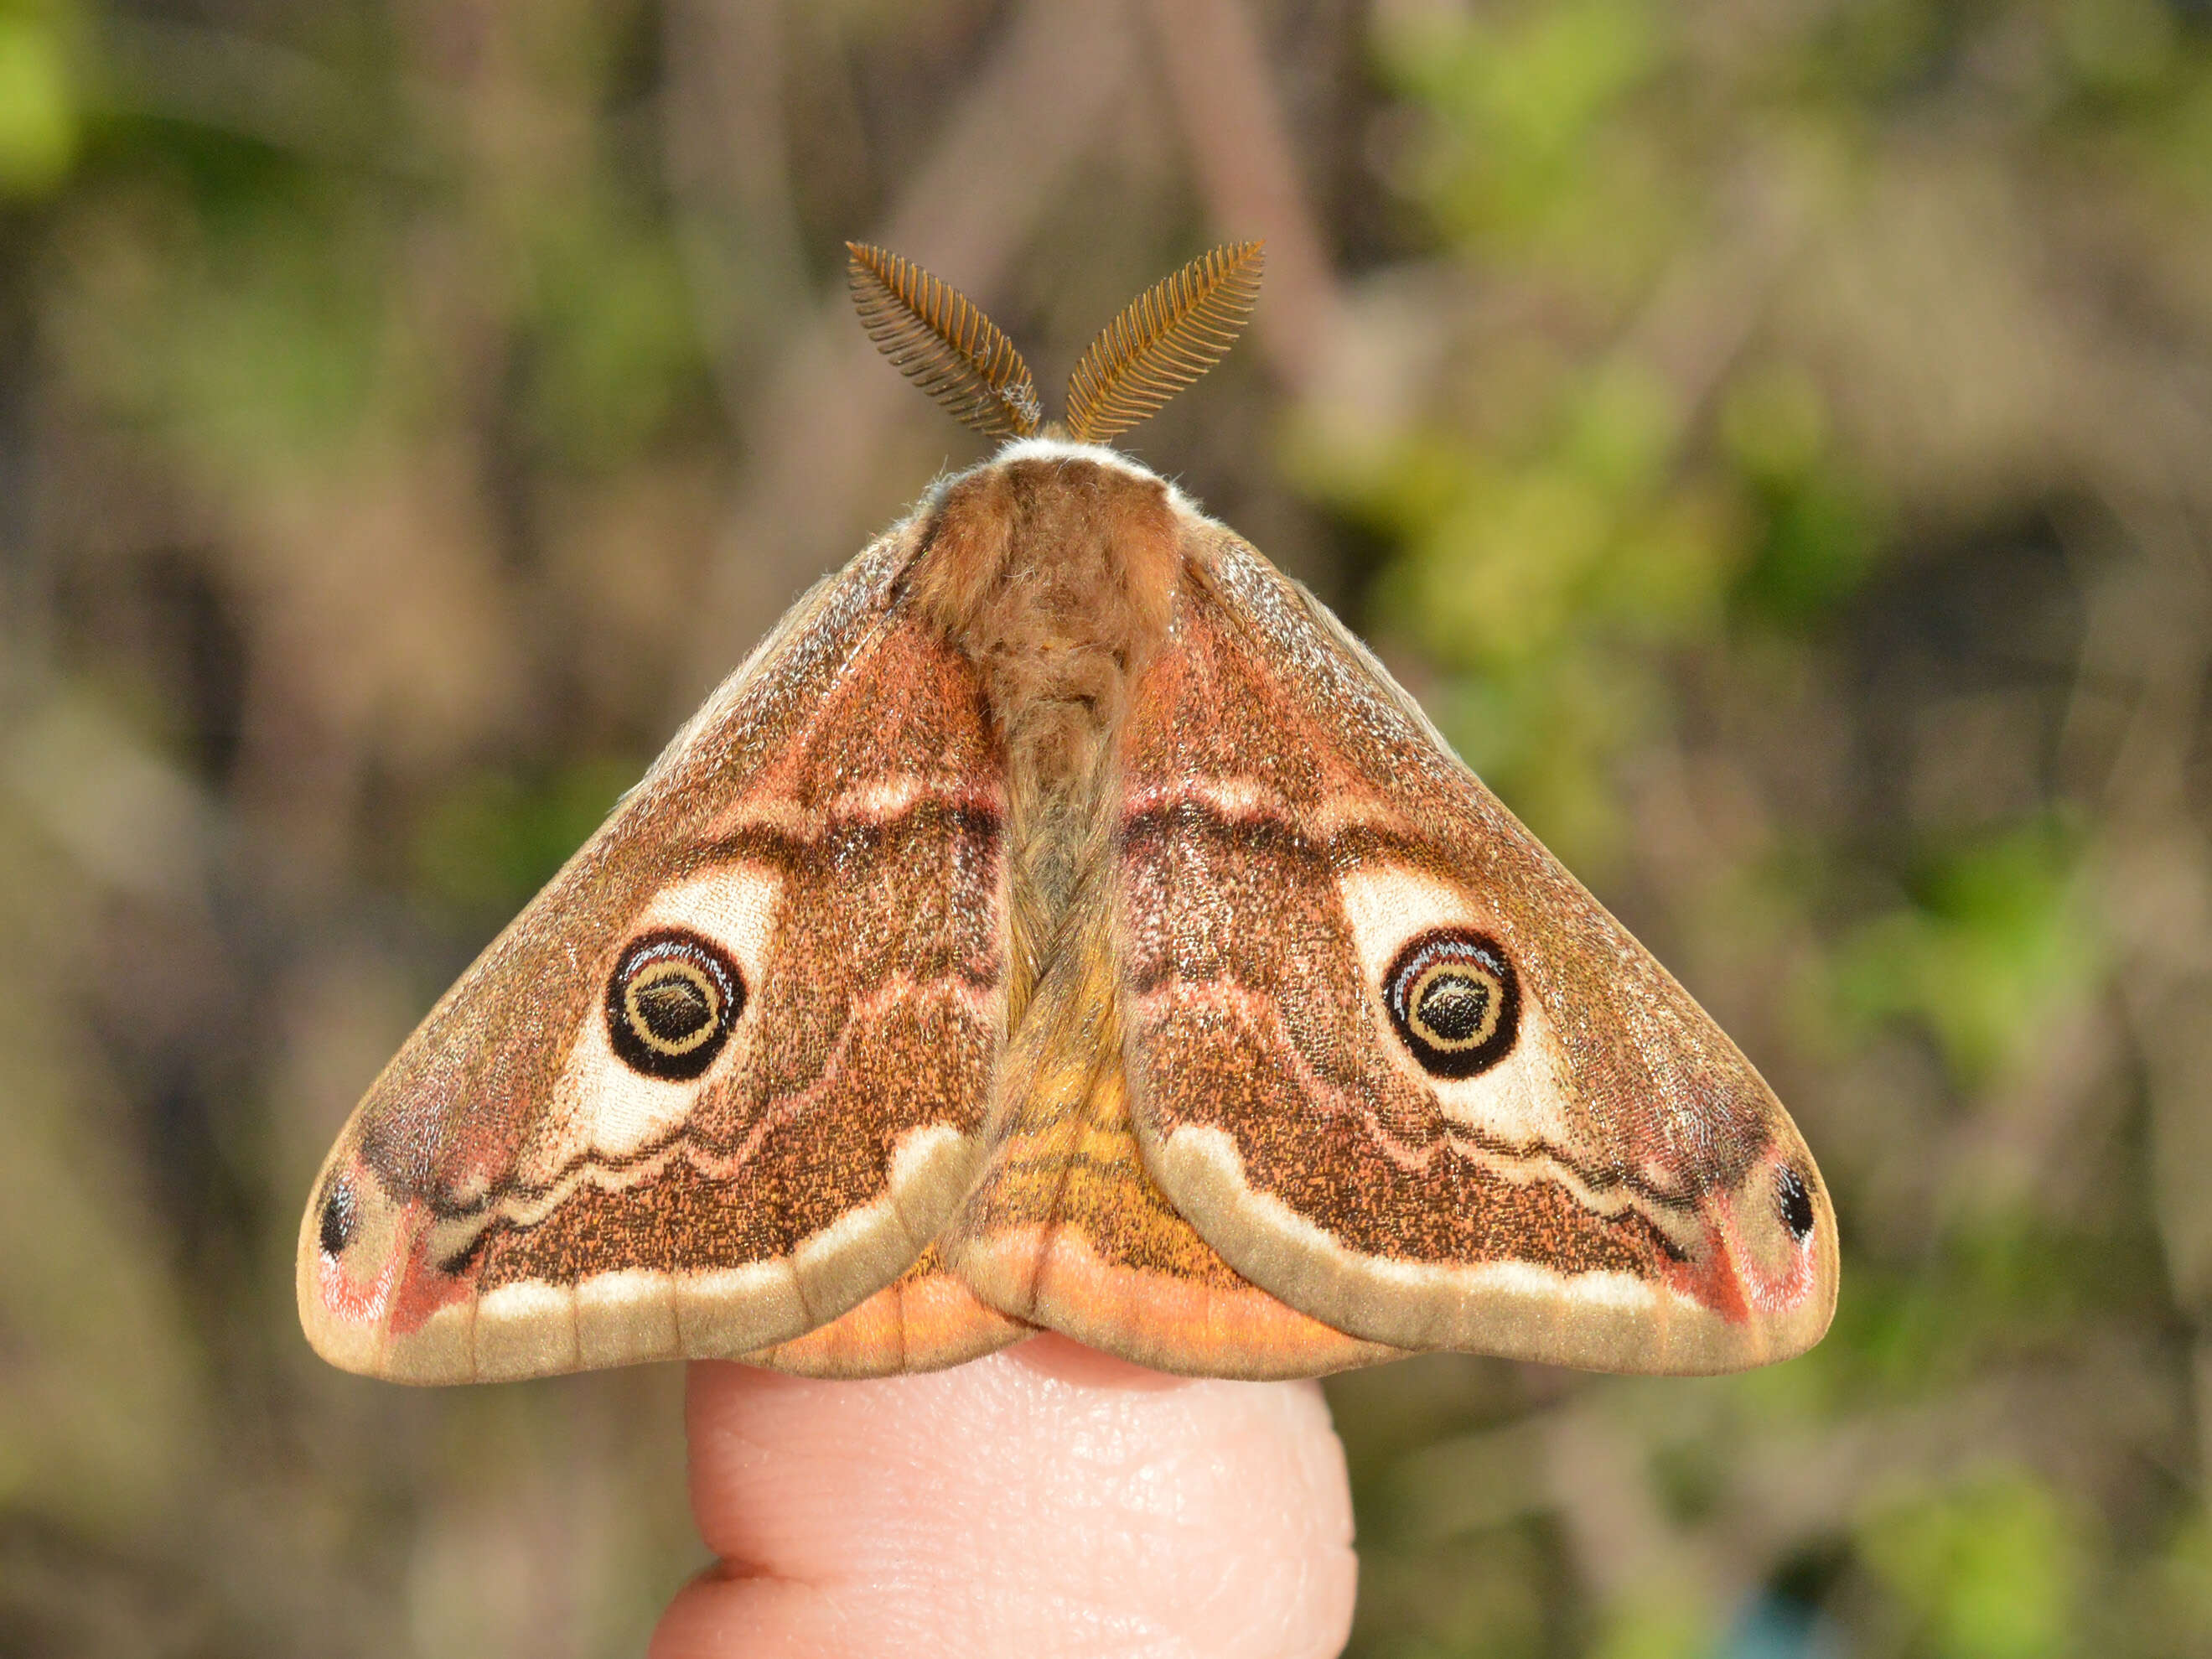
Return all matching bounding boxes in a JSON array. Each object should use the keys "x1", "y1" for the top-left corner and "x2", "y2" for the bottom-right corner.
[{"x1": 3, "y1": 0, "x2": 2210, "y2": 1653}]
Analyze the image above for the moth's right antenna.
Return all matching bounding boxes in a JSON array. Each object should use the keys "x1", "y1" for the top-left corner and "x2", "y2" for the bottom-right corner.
[{"x1": 1064, "y1": 241, "x2": 1264, "y2": 443}]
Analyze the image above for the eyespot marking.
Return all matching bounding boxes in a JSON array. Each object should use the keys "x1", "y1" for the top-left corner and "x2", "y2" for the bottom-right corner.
[
  {"x1": 318, "y1": 1176, "x2": 356, "y2": 1258},
  {"x1": 1777, "y1": 1165, "x2": 1816, "y2": 1242},
  {"x1": 1384, "y1": 929, "x2": 1521, "y2": 1078},
  {"x1": 606, "y1": 929, "x2": 744, "y2": 1081}
]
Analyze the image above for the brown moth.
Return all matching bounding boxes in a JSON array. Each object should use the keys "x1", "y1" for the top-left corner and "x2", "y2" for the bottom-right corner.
[{"x1": 298, "y1": 241, "x2": 1838, "y2": 1385}]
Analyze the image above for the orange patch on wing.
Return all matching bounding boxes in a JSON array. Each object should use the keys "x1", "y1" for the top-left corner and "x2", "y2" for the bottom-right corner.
[
  {"x1": 745, "y1": 1245, "x2": 1027, "y2": 1376},
  {"x1": 976, "y1": 1223, "x2": 1394, "y2": 1379}
]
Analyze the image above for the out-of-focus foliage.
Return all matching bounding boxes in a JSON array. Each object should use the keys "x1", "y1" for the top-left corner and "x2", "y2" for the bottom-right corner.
[{"x1": 2, "y1": 2, "x2": 2209, "y2": 1655}]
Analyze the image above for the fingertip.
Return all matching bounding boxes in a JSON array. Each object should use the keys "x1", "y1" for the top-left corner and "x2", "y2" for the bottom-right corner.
[
  {"x1": 660, "y1": 1342, "x2": 1356, "y2": 1658},
  {"x1": 1008, "y1": 1331, "x2": 1189, "y2": 1390}
]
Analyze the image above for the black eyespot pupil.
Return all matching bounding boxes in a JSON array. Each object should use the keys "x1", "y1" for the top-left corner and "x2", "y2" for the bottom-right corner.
[
  {"x1": 633, "y1": 969, "x2": 714, "y2": 1045},
  {"x1": 605, "y1": 930, "x2": 744, "y2": 1081},
  {"x1": 1778, "y1": 1166, "x2": 1816, "y2": 1242},
  {"x1": 319, "y1": 1179, "x2": 355, "y2": 1258},
  {"x1": 1417, "y1": 974, "x2": 1492, "y2": 1044},
  {"x1": 1384, "y1": 930, "x2": 1521, "y2": 1079}
]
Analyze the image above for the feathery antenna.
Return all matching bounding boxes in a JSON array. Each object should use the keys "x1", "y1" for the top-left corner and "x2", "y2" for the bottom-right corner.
[
  {"x1": 847, "y1": 241, "x2": 1264, "y2": 443},
  {"x1": 1064, "y1": 242, "x2": 1264, "y2": 443},
  {"x1": 846, "y1": 243, "x2": 1043, "y2": 438}
]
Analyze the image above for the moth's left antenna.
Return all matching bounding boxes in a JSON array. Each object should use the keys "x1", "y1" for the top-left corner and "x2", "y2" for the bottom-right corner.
[{"x1": 846, "y1": 243, "x2": 1043, "y2": 439}]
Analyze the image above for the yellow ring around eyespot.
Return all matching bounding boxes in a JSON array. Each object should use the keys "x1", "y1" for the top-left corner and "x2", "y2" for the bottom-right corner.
[
  {"x1": 1406, "y1": 961, "x2": 1504, "y2": 1051},
  {"x1": 624, "y1": 960, "x2": 722, "y2": 1055}
]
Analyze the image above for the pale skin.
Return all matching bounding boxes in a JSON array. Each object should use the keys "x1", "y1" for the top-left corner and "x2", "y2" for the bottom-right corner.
[{"x1": 650, "y1": 1338, "x2": 1360, "y2": 1659}]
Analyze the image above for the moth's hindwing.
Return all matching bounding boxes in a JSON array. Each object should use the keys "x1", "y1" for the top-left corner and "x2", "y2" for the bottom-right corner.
[
  {"x1": 741, "y1": 1243, "x2": 1029, "y2": 1378},
  {"x1": 941, "y1": 889, "x2": 1401, "y2": 1379},
  {"x1": 298, "y1": 530, "x2": 1013, "y2": 1382},
  {"x1": 1113, "y1": 529, "x2": 1839, "y2": 1376}
]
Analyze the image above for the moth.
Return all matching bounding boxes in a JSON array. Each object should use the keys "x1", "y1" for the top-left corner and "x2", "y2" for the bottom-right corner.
[{"x1": 299, "y1": 241, "x2": 1838, "y2": 1384}]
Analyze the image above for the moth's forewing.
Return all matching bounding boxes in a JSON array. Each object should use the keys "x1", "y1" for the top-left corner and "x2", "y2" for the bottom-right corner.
[
  {"x1": 1113, "y1": 526, "x2": 1837, "y2": 1375},
  {"x1": 299, "y1": 531, "x2": 1016, "y2": 1382}
]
